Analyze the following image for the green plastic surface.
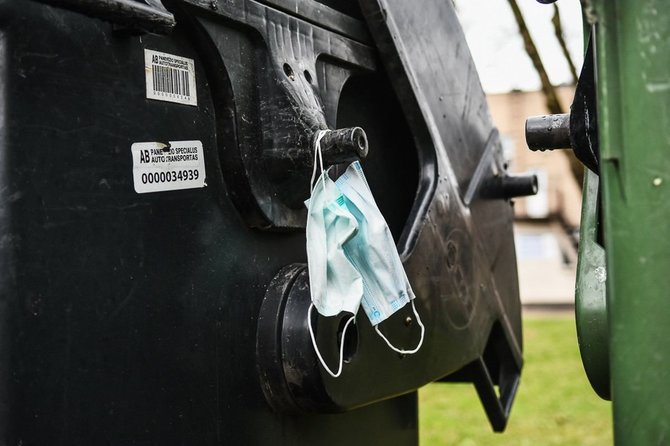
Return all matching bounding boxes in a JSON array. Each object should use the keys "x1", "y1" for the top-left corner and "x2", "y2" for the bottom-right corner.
[
  {"x1": 594, "y1": 0, "x2": 670, "y2": 443},
  {"x1": 575, "y1": 169, "x2": 610, "y2": 400}
]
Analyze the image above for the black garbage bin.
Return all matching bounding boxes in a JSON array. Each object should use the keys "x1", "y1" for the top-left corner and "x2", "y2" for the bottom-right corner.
[{"x1": 0, "y1": 0, "x2": 526, "y2": 444}]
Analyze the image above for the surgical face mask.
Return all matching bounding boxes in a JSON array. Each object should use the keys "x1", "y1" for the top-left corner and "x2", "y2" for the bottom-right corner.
[
  {"x1": 305, "y1": 132, "x2": 424, "y2": 378},
  {"x1": 335, "y1": 161, "x2": 424, "y2": 354},
  {"x1": 305, "y1": 168, "x2": 362, "y2": 317}
]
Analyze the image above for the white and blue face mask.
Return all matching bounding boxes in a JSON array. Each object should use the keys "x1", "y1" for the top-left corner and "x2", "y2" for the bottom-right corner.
[{"x1": 305, "y1": 131, "x2": 425, "y2": 378}]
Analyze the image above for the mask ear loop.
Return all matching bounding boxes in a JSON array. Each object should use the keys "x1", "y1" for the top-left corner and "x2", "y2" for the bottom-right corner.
[
  {"x1": 309, "y1": 130, "x2": 329, "y2": 192},
  {"x1": 374, "y1": 300, "x2": 425, "y2": 355},
  {"x1": 308, "y1": 303, "x2": 355, "y2": 378}
]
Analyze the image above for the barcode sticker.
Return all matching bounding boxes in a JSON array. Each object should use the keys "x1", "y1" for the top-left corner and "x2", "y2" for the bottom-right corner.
[{"x1": 144, "y1": 49, "x2": 197, "y2": 106}]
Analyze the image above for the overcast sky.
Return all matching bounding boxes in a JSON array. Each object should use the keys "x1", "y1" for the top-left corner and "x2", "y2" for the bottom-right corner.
[{"x1": 453, "y1": 0, "x2": 584, "y2": 93}]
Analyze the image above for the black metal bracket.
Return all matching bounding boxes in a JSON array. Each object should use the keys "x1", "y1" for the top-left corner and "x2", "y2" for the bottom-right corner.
[
  {"x1": 440, "y1": 322, "x2": 522, "y2": 432},
  {"x1": 471, "y1": 325, "x2": 522, "y2": 432}
]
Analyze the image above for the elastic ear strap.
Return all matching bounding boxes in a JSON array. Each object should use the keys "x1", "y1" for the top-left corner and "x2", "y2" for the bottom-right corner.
[
  {"x1": 374, "y1": 300, "x2": 425, "y2": 355},
  {"x1": 308, "y1": 303, "x2": 355, "y2": 378},
  {"x1": 309, "y1": 130, "x2": 330, "y2": 191}
]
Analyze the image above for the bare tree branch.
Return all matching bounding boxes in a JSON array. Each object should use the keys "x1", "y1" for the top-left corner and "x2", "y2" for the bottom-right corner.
[
  {"x1": 506, "y1": 0, "x2": 563, "y2": 114},
  {"x1": 552, "y1": 4, "x2": 578, "y2": 84}
]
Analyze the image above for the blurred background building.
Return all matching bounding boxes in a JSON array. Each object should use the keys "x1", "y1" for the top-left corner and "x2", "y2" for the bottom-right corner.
[
  {"x1": 488, "y1": 87, "x2": 581, "y2": 308},
  {"x1": 453, "y1": 0, "x2": 584, "y2": 308}
]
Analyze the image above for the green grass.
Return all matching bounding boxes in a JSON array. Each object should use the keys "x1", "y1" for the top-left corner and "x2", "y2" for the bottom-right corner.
[{"x1": 419, "y1": 315, "x2": 612, "y2": 445}]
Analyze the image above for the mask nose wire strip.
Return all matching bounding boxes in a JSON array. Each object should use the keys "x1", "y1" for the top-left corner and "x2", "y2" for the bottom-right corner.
[
  {"x1": 374, "y1": 300, "x2": 425, "y2": 355},
  {"x1": 308, "y1": 303, "x2": 355, "y2": 378},
  {"x1": 310, "y1": 129, "x2": 329, "y2": 192}
]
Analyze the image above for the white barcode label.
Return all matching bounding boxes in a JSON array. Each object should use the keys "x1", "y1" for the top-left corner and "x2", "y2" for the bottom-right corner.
[{"x1": 144, "y1": 49, "x2": 197, "y2": 106}]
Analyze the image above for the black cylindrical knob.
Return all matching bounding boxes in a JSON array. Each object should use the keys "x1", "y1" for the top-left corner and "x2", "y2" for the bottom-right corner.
[
  {"x1": 525, "y1": 113, "x2": 571, "y2": 152},
  {"x1": 482, "y1": 174, "x2": 538, "y2": 200},
  {"x1": 500, "y1": 174, "x2": 538, "y2": 198},
  {"x1": 318, "y1": 127, "x2": 368, "y2": 164}
]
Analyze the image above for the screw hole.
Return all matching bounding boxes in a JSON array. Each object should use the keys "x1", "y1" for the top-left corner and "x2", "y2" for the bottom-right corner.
[
  {"x1": 283, "y1": 63, "x2": 295, "y2": 81},
  {"x1": 304, "y1": 70, "x2": 313, "y2": 84},
  {"x1": 446, "y1": 241, "x2": 458, "y2": 269}
]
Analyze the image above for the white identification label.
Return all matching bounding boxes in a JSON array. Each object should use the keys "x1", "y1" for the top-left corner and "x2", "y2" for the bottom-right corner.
[
  {"x1": 131, "y1": 141, "x2": 206, "y2": 193},
  {"x1": 145, "y1": 49, "x2": 197, "y2": 106}
]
